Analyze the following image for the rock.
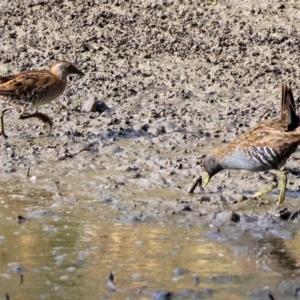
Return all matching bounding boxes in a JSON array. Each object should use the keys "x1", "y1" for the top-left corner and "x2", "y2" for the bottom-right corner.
[
  {"x1": 152, "y1": 290, "x2": 173, "y2": 300},
  {"x1": 7, "y1": 263, "x2": 25, "y2": 274},
  {"x1": 82, "y1": 96, "x2": 110, "y2": 113}
]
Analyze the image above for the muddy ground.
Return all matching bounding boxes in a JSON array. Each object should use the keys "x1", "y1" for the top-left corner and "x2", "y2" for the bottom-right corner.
[{"x1": 1, "y1": 0, "x2": 300, "y2": 299}]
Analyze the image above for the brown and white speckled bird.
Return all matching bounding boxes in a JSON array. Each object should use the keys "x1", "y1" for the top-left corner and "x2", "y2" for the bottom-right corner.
[
  {"x1": 0, "y1": 60, "x2": 84, "y2": 138},
  {"x1": 202, "y1": 83, "x2": 300, "y2": 205}
]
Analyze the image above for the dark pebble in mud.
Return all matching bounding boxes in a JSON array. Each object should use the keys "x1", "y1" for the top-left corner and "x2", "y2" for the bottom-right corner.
[
  {"x1": 4, "y1": 166, "x2": 16, "y2": 173},
  {"x1": 180, "y1": 204, "x2": 192, "y2": 212},
  {"x1": 209, "y1": 211, "x2": 240, "y2": 223},
  {"x1": 17, "y1": 215, "x2": 26, "y2": 223},
  {"x1": 277, "y1": 207, "x2": 300, "y2": 221},
  {"x1": 230, "y1": 212, "x2": 241, "y2": 222},
  {"x1": 275, "y1": 207, "x2": 292, "y2": 220},
  {"x1": 152, "y1": 290, "x2": 173, "y2": 300}
]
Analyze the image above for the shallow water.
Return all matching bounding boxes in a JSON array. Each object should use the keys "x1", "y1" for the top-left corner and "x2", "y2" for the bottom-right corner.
[
  {"x1": 1, "y1": 177, "x2": 300, "y2": 300},
  {"x1": 0, "y1": 135, "x2": 300, "y2": 299}
]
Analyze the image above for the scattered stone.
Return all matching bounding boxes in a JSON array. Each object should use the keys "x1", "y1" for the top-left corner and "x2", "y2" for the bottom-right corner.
[
  {"x1": 135, "y1": 241, "x2": 144, "y2": 247},
  {"x1": 82, "y1": 96, "x2": 110, "y2": 113},
  {"x1": 180, "y1": 204, "x2": 192, "y2": 211},
  {"x1": 17, "y1": 215, "x2": 26, "y2": 224},
  {"x1": 230, "y1": 212, "x2": 241, "y2": 223},
  {"x1": 7, "y1": 263, "x2": 25, "y2": 274},
  {"x1": 152, "y1": 290, "x2": 173, "y2": 300}
]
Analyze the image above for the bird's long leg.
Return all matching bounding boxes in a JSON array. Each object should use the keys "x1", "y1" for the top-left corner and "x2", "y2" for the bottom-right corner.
[
  {"x1": 253, "y1": 174, "x2": 278, "y2": 200},
  {"x1": 19, "y1": 106, "x2": 53, "y2": 132},
  {"x1": 277, "y1": 170, "x2": 287, "y2": 206},
  {"x1": 0, "y1": 107, "x2": 15, "y2": 138},
  {"x1": 252, "y1": 171, "x2": 287, "y2": 205}
]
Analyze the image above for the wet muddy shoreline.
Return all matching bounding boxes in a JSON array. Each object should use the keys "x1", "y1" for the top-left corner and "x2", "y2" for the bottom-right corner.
[{"x1": 1, "y1": 1, "x2": 300, "y2": 299}]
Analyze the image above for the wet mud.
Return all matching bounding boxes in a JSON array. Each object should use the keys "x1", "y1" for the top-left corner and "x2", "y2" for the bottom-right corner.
[{"x1": 1, "y1": 0, "x2": 300, "y2": 299}]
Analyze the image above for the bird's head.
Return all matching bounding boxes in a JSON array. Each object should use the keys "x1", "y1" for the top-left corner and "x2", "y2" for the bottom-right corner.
[
  {"x1": 202, "y1": 154, "x2": 222, "y2": 187},
  {"x1": 51, "y1": 60, "x2": 84, "y2": 80}
]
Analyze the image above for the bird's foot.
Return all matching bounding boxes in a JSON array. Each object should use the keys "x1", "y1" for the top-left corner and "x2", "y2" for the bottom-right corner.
[{"x1": 0, "y1": 130, "x2": 8, "y2": 139}]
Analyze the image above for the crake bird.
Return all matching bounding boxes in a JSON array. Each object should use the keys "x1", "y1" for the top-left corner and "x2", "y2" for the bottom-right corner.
[
  {"x1": 202, "y1": 83, "x2": 300, "y2": 205},
  {"x1": 0, "y1": 60, "x2": 84, "y2": 137}
]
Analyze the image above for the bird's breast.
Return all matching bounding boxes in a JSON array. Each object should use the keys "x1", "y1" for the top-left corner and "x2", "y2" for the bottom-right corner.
[{"x1": 30, "y1": 81, "x2": 67, "y2": 108}]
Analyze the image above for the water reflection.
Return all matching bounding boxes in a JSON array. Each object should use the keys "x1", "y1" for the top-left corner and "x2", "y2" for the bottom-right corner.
[
  {"x1": 1, "y1": 196, "x2": 300, "y2": 300},
  {"x1": 258, "y1": 237, "x2": 300, "y2": 273},
  {"x1": 0, "y1": 140, "x2": 300, "y2": 299}
]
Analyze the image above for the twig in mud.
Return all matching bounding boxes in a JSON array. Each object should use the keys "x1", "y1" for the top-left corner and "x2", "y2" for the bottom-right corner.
[
  {"x1": 26, "y1": 165, "x2": 31, "y2": 177},
  {"x1": 107, "y1": 271, "x2": 117, "y2": 291},
  {"x1": 55, "y1": 181, "x2": 62, "y2": 196},
  {"x1": 157, "y1": 108, "x2": 167, "y2": 116},
  {"x1": 55, "y1": 181, "x2": 60, "y2": 190},
  {"x1": 187, "y1": 175, "x2": 202, "y2": 194},
  {"x1": 268, "y1": 293, "x2": 275, "y2": 300},
  {"x1": 288, "y1": 206, "x2": 300, "y2": 221},
  {"x1": 28, "y1": 1, "x2": 46, "y2": 7}
]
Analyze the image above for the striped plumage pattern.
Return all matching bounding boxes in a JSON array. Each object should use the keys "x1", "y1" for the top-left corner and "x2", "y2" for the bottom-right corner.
[
  {"x1": 202, "y1": 83, "x2": 300, "y2": 205},
  {"x1": 248, "y1": 145, "x2": 296, "y2": 169}
]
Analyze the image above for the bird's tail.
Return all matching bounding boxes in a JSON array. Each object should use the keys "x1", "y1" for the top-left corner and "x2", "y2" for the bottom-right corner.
[{"x1": 281, "y1": 83, "x2": 299, "y2": 131}]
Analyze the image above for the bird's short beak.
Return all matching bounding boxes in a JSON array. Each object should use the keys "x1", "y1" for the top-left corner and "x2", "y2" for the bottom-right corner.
[
  {"x1": 75, "y1": 67, "x2": 85, "y2": 76},
  {"x1": 203, "y1": 172, "x2": 210, "y2": 187}
]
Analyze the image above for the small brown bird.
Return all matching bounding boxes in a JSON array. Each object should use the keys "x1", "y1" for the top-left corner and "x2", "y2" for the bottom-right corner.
[
  {"x1": 202, "y1": 83, "x2": 300, "y2": 205},
  {"x1": 0, "y1": 60, "x2": 84, "y2": 137}
]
